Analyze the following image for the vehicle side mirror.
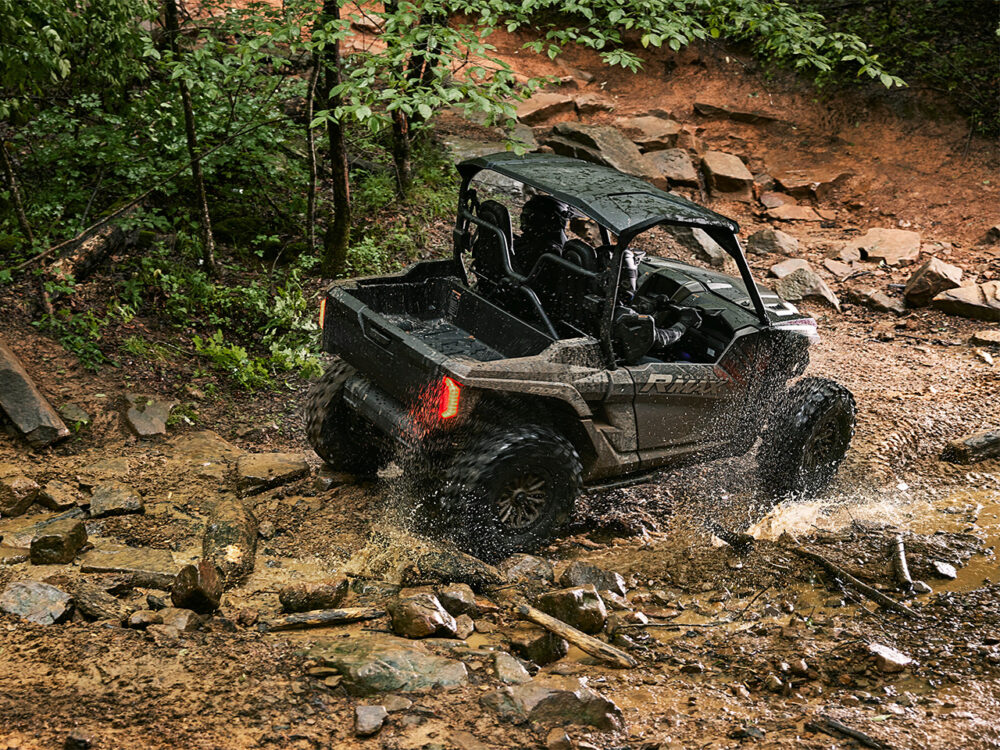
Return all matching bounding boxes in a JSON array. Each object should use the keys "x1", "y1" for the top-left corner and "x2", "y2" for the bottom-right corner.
[{"x1": 614, "y1": 313, "x2": 655, "y2": 365}]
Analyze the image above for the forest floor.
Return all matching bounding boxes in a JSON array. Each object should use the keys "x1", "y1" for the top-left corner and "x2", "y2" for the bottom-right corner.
[{"x1": 1, "y1": 32, "x2": 999, "y2": 750}]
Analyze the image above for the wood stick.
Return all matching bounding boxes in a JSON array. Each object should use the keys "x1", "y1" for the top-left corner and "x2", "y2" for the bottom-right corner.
[
  {"x1": 891, "y1": 534, "x2": 913, "y2": 592},
  {"x1": 262, "y1": 607, "x2": 383, "y2": 632},
  {"x1": 518, "y1": 604, "x2": 637, "y2": 669},
  {"x1": 790, "y1": 545, "x2": 922, "y2": 619},
  {"x1": 807, "y1": 715, "x2": 891, "y2": 749}
]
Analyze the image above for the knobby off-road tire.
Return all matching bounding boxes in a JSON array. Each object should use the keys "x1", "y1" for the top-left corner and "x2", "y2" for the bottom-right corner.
[
  {"x1": 757, "y1": 377, "x2": 856, "y2": 500},
  {"x1": 304, "y1": 357, "x2": 388, "y2": 477},
  {"x1": 441, "y1": 425, "x2": 582, "y2": 562}
]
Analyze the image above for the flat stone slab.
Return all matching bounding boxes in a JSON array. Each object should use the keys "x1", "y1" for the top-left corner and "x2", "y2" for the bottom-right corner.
[
  {"x1": 30, "y1": 517, "x2": 87, "y2": 565},
  {"x1": 942, "y1": 428, "x2": 1000, "y2": 464},
  {"x1": 642, "y1": 148, "x2": 698, "y2": 189},
  {"x1": 617, "y1": 115, "x2": 682, "y2": 151},
  {"x1": 970, "y1": 330, "x2": 1000, "y2": 346},
  {"x1": 89, "y1": 481, "x2": 144, "y2": 517},
  {"x1": 0, "y1": 545, "x2": 29, "y2": 565},
  {"x1": 766, "y1": 205, "x2": 823, "y2": 222},
  {"x1": 38, "y1": 480, "x2": 84, "y2": 511},
  {"x1": 516, "y1": 93, "x2": 575, "y2": 125},
  {"x1": 236, "y1": 453, "x2": 309, "y2": 494},
  {"x1": 0, "y1": 580, "x2": 72, "y2": 624},
  {"x1": 125, "y1": 393, "x2": 176, "y2": 437},
  {"x1": 843, "y1": 228, "x2": 922, "y2": 266},
  {"x1": 1, "y1": 508, "x2": 87, "y2": 548},
  {"x1": 932, "y1": 282, "x2": 1000, "y2": 322},
  {"x1": 311, "y1": 634, "x2": 469, "y2": 696},
  {"x1": 79, "y1": 545, "x2": 179, "y2": 589}
]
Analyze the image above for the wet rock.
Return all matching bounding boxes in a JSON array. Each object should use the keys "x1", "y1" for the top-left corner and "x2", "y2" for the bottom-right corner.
[
  {"x1": 747, "y1": 228, "x2": 798, "y2": 256},
  {"x1": 869, "y1": 643, "x2": 913, "y2": 673},
  {"x1": 543, "y1": 123, "x2": 657, "y2": 182},
  {"x1": 0, "y1": 545, "x2": 29, "y2": 564},
  {"x1": 495, "y1": 652, "x2": 532, "y2": 684},
  {"x1": 942, "y1": 428, "x2": 1000, "y2": 464},
  {"x1": 482, "y1": 676, "x2": 623, "y2": 730},
  {"x1": 769, "y1": 258, "x2": 810, "y2": 279},
  {"x1": 68, "y1": 580, "x2": 129, "y2": 622},
  {"x1": 558, "y1": 561, "x2": 627, "y2": 597},
  {"x1": 508, "y1": 624, "x2": 569, "y2": 665},
  {"x1": 641, "y1": 148, "x2": 699, "y2": 189},
  {"x1": 516, "y1": 93, "x2": 575, "y2": 125},
  {"x1": 0, "y1": 339, "x2": 70, "y2": 447},
  {"x1": 931, "y1": 560, "x2": 958, "y2": 579},
  {"x1": 0, "y1": 475, "x2": 40, "y2": 517},
  {"x1": 0, "y1": 580, "x2": 72, "y2": 624},
  {"x1": 64, "y1": 729, "x2": 95, "y2": 750},
  {"x1": 773, "y1": 266, "x2": 841, "y2": 311},
  {"x1": 159, "y1": 607, "x2": 201, "y2": 631},
  {"x1": 89, "y1": 481, "x2": 144, "y2": 517},
  {"x1": 616, "y1": 115, "x2": 682, "y2": 151},
  {"x1": 847, "y1": 287, "x2": 907, "y2": 316},
  {"x1": 844, "y1": 228, "x2": 922, "y2": 266},
  {"x1": 2, "y1": 508, "x2": 86, "y2": 549},
  {"x1": 701, "y1": 151, "x2": 753, "y2": 202},
  {"x1": 970, "y1": 330, "x2": 1000, "y2": 346},
  {"x1": 535, "y1": 585, "x2": 607, "y2": 634},
  {"x1": 203, "y1": 495, "x2": 258, "y2": 586},
  {"x1": 235, "y1": 453, "x2": 309, "y2": 495},
  {"x1": 278, "y1": 578, "x2": 349, "y2": 613},
  {"x1": 125, "y1": 393, "x2": 175, "y2": 437},
  {"x1": 766, "y1": 205, "x2": 823, "y2": 222},
  {"x1": 454, "y1": 613, "x2": 475, "y2": 640},
  {"x1": 388, "y1": 593, "x2": 457, "y2": 638},
  {"x1": 546, "y1": 728, "x2": 574, "y2": 750},
  {"x1": 171, "y1": 559, "x2": 223, "y2": 613},
  {"x1": 128, "y1": 609, "x2": 163, "y2": 628},
  {"x1": 437, "y1": 583, "x2": 478, "y2": 617},
  {"x1": 161, "y1": 430, "x2": 242, "y2": 480},
  {"x1": 764, "y1": 674, "x2": 783, "y2": 692},
  {"x1": 29, "y1": 518, "x2": 87, "y2": 565},
  {"x1": 903, "y1": 257, "x2": 963, "y2": 306},
  {"x1": 913, "y1": 580, "x2": 933, "y2": 594},
  {"x1": 662, "y1": 225, "x2": 728, "y2": 267},
  {"x1": 605, "y1": 610, "x2": 648, "y2": 635},
  {"x1": 397, "y1": 540, "x2": 504, "y2": 591},
  {"x1": 38, "y1": 480, "x2": 84, "y2": 511},
  {"x1": 932, "y1": 281, "x2": 1000, "y2": 322},
  {"x1": 355, "y1": 704, "x2": 388, "y2": 737},
  {"x1": 79, "y1": 545, "x2": 179, "y2": 589},
  {"x1": 499, "y1": 554, "x2": 554, "y2": 586},
  {"x1": 59, "y1": 403, "x2": 91, "y2": 426},
  {"x1": 311, "y1": 634, "x2": 469, "y2": 695}
]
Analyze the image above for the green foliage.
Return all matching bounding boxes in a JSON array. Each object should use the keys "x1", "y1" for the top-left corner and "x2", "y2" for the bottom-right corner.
[
  {"x1": 192, "y1": 331, "x2": 271, "y2": 389},
  {"x1": 33, "y1": 309, "x2": 109, "y2": 371}
]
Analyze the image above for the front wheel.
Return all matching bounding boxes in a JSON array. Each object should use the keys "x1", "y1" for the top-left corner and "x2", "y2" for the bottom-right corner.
[
  {"x1": 757, "y1": 377, "x2": 856, "y2": 500},
  {"x1": 440, "y1": 426, "x2": 582, "y2": 561}
]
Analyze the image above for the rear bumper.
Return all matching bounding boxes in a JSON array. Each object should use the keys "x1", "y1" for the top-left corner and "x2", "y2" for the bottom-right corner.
[{"x1": 342, "y1": 375, "x2": 417, "y2": 447}]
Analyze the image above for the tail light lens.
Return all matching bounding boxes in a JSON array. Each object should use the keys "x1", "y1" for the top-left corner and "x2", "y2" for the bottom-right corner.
[
  {"x1": 318, "y1": 298, "x2": 326, "y2": 329},
  {"x1": 438, "y1": 376, "x2": 461, "y2": 420}
]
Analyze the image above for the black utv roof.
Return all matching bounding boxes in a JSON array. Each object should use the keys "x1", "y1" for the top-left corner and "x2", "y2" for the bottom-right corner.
[{"x1": 458, "y1": 152, "x2": 738, "y2": 236}]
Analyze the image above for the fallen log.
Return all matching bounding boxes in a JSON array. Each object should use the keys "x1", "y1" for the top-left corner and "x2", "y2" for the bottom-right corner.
[
  {"x1": 518, "y1": 603, "x2": 637, "y2": 669},
  {"x1": 790, "y1": 544, "x2": 922, "y2": 619},
  {"x1": 203, "y1": 494, "x2": 258, "y2": 587},
  {"x1": 0, "y1": 338, "x2": 70, "y2": 448},
  {"x1": 47, "y1": 208, "x2": 138, "y2": 284},
  {"x1": 261, "y1": 606, "x2": 383, "y2": 632},
  {"x1": 891, "y1": 534, "x2": 913, "y2": 592}
]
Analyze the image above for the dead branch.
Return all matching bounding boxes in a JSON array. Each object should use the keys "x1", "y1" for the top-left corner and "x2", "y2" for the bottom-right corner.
[
  {"x1": 790, "y1": 544, "x2": 923, "y2": 619},
  {"x1": 518, "y1": 604, "x2": 637, "y2": 669},
  {"x1": 806, "y1": 715, "x2": 892, "y2": 749},
  {"x1": 891, "y1": 534, "x2": 913, "y2": 592},
  {"x1": 261, "y1": 606, "x2": 383, "y2": 632}
]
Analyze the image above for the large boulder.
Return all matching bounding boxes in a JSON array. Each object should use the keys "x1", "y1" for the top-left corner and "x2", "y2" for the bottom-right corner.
[
  {"x1": 843, "y1": 228, "x2": 922, "y2": 266},
  {"x1": 387, "y1": 593, "x2": 458, "y2": 638},
  {"x1": 535, "y1": 585, "x2": 607, "y2": 634},
  {"x1": 773, "y1": 265, "x2": 841, "y2": 311},
  {"x1": 437, "y1": 583, "x2": 479, "y2": 617},
  {"x1": 481, "y1": 676, "x2": 623, "y2": 730},
  {"x1": 701, "y1": 151, "x2": 753, "y2": 202},
  {"x1": 0, "y1": 339, "x2": 70, "y2": 448},
  {"x1": 932, "y1": 282, "x2": 1000, "y2": 322},
  {"x1": 0, "y1": 581, "x2": 72, "y2": 625},
  {"x1": 615, "y1": 115, "x2": 682, "y2": 151},
  {"x1": 516, "y1": 93, "x2": 575, "y2": 125},
  {"x1": 29, "y1": 518, "x2": 87, "y2": 565},
  {"x1": 941, "y1": 428, "x2": 1000, "y2": 464},
  {"x1": 641, "y1": 149, "x2": 699, "y2": 189},
  {"x1": 0, "y1": 475, "x2": 40, "y2": 517},
  {"x1": 747, "y1": 228, "x2": 798, "y2": 256},
  {"x1": 903, "y1": 257, "x2": 963, "y2": 306},
  {"x1": 310, "y1": 634, "x2": 469, "y2": 695},
  {"x1": 543, "y1": 123, "x2": 657, "y2": 182}
]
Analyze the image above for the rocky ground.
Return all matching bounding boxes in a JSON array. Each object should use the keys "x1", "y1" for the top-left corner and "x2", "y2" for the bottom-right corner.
[{"x1": 2, "y1": 33, "x2": 1000, "y2": 750}]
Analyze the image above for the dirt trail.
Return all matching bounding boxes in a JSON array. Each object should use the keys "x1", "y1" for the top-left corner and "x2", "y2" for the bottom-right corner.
[{"x1": 2, "y1": 36, "x2": 1000, "y2": 750}]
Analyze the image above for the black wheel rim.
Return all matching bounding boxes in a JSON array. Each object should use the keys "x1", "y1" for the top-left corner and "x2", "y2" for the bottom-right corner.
[{"x1": 496, "y1": 473, "x2": 549, "y2": 530}]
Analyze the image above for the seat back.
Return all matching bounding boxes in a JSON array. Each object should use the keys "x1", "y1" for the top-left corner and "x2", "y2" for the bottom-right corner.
[{"x1": 469, "y1": 200, "x2": 514, "y2": 288}]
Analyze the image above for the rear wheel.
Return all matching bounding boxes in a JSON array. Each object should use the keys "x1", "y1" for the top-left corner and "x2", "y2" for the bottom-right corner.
[
  {"x1": 304, "y1": 357, "x2": 389, "y2": 477},
  {"x1": 440, "y1": 425, "x2": 582, "y2": 561},
  {"x1": 757, "y1": 377, "x2": 856, "y2": 500}
]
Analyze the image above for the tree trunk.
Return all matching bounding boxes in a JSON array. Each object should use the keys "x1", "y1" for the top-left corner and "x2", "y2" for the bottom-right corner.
[
  {"x1": 164, "y1": 0, "x2": 216, "y2": 274},
  {"x1": 390, "y1": 109, "x2": 412, "y2": 199},
  {"x1": 304, "y1": 58, "x2": 321, "y2": 253},
  {"x1": 319, "y1": 0, "x2": 350, "y2": 277},
  {"x1": 0, "y1": 139, "x2": 34, "y2": 245}
]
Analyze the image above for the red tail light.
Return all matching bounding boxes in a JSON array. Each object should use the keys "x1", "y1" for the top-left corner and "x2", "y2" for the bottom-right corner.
[
  {"x1": 438, "y1": 376, "x2": 461, "y2": 420},
  {"x1": 318, "y1": 298, "x2": 326, "y2": 329}
]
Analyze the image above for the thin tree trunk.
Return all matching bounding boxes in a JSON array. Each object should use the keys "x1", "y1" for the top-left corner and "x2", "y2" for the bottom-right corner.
[
  {"x1": 164, "y1": 0, "x2": 216, "y2": 274},
  {"x1": 390, "y1": 109, "x2": 412, "y2": 199},
  {"x1": 0, "y1": 139, "x2": 34, "y2": 245},
  {"x1": 318, "y1": 0, "x2": 350, "y2": 277},
  {"x1": 304, "y1": 59, "x2": 321, "y2": 254}
]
